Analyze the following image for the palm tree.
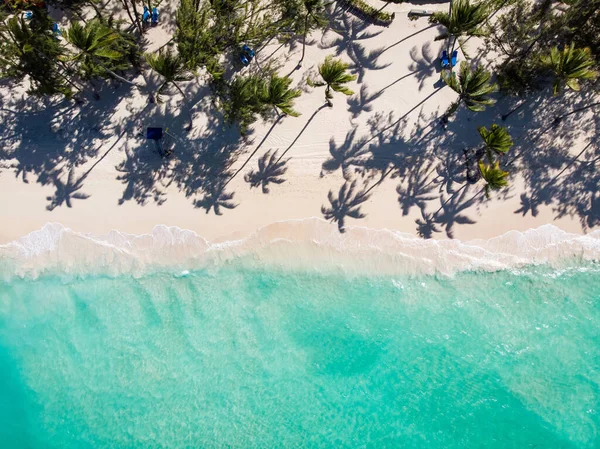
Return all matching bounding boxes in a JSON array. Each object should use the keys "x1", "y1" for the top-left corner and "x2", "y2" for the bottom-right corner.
[
  {"x1": 0, "y1": 13, "x2": 77, "y2": 97},
  {"x1": 244, "y1": 150, "x2": 289, "y2": 193},
  {"x1": 441, "y1": 61, "x2": 497, "y2": 120},
  {"x1": 260, "y1": 74, "x2": 302, "y2": 117},
  {"x1": 321, "y1": 180, "x2": 370, "y2": 233},
  {"x1": 477, "y1": 124, "x2": 513, "y2": 163},
  {"x1": 430, "y1": 0, "x2": 489, "y2": 59},
  {"x1": 478, "y1": 160, "x2": 508, "y2": 198},
  {"x1": 540, "y1": 43, "x2": 598, "y2": 95},
  {"x1": 146, "y1": 48, "x2": 195, "y2": 129},
  {"x1": 65, "y1": 20, "x2": 141, "y2": 88},
  {"x1": 298, "y1": 0, "x2": 327, "y2": 66},
  {"x1": 308, "y1": 56, "x2": 357, "y2": 107}
]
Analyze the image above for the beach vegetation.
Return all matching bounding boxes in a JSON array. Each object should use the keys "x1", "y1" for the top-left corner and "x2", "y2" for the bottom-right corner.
[
  {"x1": 296, "y1": 0, "x2": 328, "y2": 66},
  {"x1": 477, "y1": 124, "x2": 513, "y2": 163},
  {"x1": 65, "y1": 19, "x2": 140, "y2": 88},
  {"x1": 430, "y1": 0, "x2": 489, "y2": 59},
  {"x1": 0, "y1": 11, "x2": 74, "y2": 97},
  {"x1": 539, "y1": 44, "x2": 598, "y2": 96},
  {"x1": 441, "y1": 61, "x2": 498, "y2": 120},
  {"x1": 260, "y1": 74, "x2": 302, "y2": 117},
  {"x1": 478, "y1": 160, "x2": 509, "y2": 198},
  {"x1": 308, "y1": 55, "x2": 357, "y2": 107}
]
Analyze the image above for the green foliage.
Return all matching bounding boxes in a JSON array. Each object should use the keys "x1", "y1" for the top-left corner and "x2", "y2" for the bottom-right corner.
[
  {"x1": 539, "y1": 43, "x2": 598, "y2": 95},
  {"x1": 442, "y1": 62, "x2": 497, "y2": 115},
  {"x1": 489, "y1": 0, "x2": 600, "y2": 96},
  {"x1": 65, "y1": 19, "x2": 135, "y2": 81},
  {"x1": 0, "y1": 10, "x2": 72, "y2": 97},
  {"x1": 219, "y1": 71, "x2": 301, "y2": 133},
  {"x1": 260, "y1": 74, "x2": 302, "y2": 116},
  {"x1": 175, "y1": 0, "x2": 223, "y2": 76},
  {"x1": 308, "y1": 56, "x2": 357, "y2": 105},
  {"x1": 339, "y1": 0, "x2": 395, "y2": 24},
  {"x1": 145, "y1": 48, "x2": 193, "y2": 100},
  {"x1": 477, "y1": 124, "x2": 513, "y2": 162},
  {"x1": 478, "y1": 160, "x2": 509, "y2": 198},
  {"x1": 220, "y1": 74, "x2": 268, "y2": 134},
  {"x1": 430, "y1": 0, "x2": 489, "y2": 51}
]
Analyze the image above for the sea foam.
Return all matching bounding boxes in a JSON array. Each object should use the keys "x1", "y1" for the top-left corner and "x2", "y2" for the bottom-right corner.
[{"x1": 1, "y1": 219, "x2": 600, "y2": 280}]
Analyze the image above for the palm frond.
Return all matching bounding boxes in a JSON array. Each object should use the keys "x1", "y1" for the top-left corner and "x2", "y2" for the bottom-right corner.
[{"x1": 478, "y1": 160, "x2": 509, "y2": 198}]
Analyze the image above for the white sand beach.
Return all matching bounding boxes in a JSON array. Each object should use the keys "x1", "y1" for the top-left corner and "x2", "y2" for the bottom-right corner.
[{"x1": 0, "y1": 0, "x2": 598, "y2": 245}]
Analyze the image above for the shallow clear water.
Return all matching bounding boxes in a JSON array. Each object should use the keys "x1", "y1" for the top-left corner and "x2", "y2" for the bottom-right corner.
[{"x1": 1, "y1": 265, "x2": 599, "y2": 448}]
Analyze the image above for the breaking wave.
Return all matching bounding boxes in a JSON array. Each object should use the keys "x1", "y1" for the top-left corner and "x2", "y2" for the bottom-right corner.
[{"x1": 1, "y1": 219, "x2": 600, "y2": 280}]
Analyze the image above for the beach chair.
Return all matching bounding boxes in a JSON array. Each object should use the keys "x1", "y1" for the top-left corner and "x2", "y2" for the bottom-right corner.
[
  {"x1": 52, "y1": 23, "x2": 61, "y2": 35},
  {"x1": 408, "y1": 9, "x2": 433, "y2": 21},
  {"x1": 242, "y1": 44, "x2": 255, "y2": 61},
  {"x1": 451, "y1": 50, "x2": 458, "y2": 67},
  {"x1": 440, "y1": 50, "x2": 449, "y2": 68},
  {"x1": 151, "y1": 7, "x2": 159, "y2": 25},
  {"x1": 147, "y1": 127, "x2": 163, "y2": 140},
  {"x1": 142, "y1": 6, "x2": 150, "y2": 24}
]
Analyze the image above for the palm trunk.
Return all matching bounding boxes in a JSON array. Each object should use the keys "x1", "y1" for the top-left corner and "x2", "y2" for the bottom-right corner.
[
  {"x1": 554, "y1": 101, "x2": 600, "y2": 124},
  {"x1": 92, "y1": 55, "x2": 143, "y2": 89},
  {"x1": 121, "y1": 0, "x2": 142, "y2": 34},
  {"x1": 87, "y1": 1, "x2": 103, "y2": 20},
  {"x1": 325, "y1": 85, "x2": 332, "y2": 107},
  {"x1": 501, "y1": 99, "x2": 527, "y2": 120},
  {"x1": 129, "y1": 0, "x2": 144, "y2": 34},
  {"x1": 173, "y1": 82, "x2": 194, "y2": 130},
  {"x1": 377, "y1": 1, "x2": 389, "y2": 13},
  {"x1": 298, "y1": 14, "x2": 310, "y2": 67}
]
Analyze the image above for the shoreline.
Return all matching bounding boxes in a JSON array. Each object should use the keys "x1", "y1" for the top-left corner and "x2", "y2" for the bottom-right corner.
[{"x1": 2, "y1": 219, "x2": 600, "y2": 280}]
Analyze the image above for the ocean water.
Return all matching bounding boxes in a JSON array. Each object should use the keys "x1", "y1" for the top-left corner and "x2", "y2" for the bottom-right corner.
[{"x1": 1, "y1": 263, "x2": 599, "y2": 448}]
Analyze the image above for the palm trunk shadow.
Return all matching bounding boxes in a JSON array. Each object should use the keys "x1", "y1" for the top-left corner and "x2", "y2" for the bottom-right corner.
[
  {"x1": 376, "y1": 69, "x2": 425, "y2": 95},
  {"x1": 275, "y1": 104, "x2": 329, "y2": 163},
  {"x1": 225, "y1": 114, "x2": 284, "y2": 187},
  {"x1": 380, "y1": 25, "x2": 437, "y2": 55}
]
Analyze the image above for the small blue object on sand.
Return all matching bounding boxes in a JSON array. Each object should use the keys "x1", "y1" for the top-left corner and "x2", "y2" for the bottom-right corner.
[
  {"x1": 24, "y1": 11, "x2": 33, "y2": 19},
  {"x1": 53, "y1": 23, "x2": 61, "y2": 35},
  {"x1": 242, "y1": 44, "x2": 255, "y2": 60},
  {"x1": 143, "y1": 6, "x2": 150, "y2": 23},
  {"x1": 451, "y1": 50, "x2": 458, "y2": 67},
  {"x1": 440, "y1": 50, "x2": 449, "y2": 68},
  {"x1": 147, "y1": 127, "x2": 163, "y2": 140},
  {"x1": 151, "y1": 7, "x2": 159, "y2": 24},
  {"x1": 240, "y1": 54, "x2": 250, "y2": 66}
]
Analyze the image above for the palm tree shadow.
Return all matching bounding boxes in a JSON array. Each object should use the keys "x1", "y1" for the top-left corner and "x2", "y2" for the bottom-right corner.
[
  {"x1": 244, "y1": 149, "x2": 289, "y2": 193},
  {"x1": 415, "y1": 209, "x2": 442, "y2": 239},
  {"x1": 396, "y1": 160, "x2": 437, "y2": 216},
  {"x1": 193, "y1": 180, "x2": 237, "y2": 215},
  {"x1": 321, "y1": 127, "x2": 370, "y2": 179},
  {"x1": 436, "y1": 185, "x2": 479, "y2": 238},
  {"x1": 115, "y1": 142, "x2": 173, "y2": 206},
  {"x1": 347, "y1": 84, "x2": 383, "y2": 120},
  {"x1": 321, "y1": 180, "x2": 370, "y2": 233},
  {"x1": 408, "y1": 42, "x2": 439, "y2": 91},
  {"x1": 45, "y1": 168, "x2": 90, "y2": 211},
  {"x1": 320, "y1": 12, "x2": 389, "y2": 83}
]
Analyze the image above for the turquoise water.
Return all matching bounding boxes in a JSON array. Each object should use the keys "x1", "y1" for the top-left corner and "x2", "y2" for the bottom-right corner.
[{"x1": 1, "y1": 265, "x2": 599, "y2": 448}]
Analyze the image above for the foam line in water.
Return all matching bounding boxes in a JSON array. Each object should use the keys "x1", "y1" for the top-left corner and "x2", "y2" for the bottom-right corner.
[{"x1": 1, "y1": 219, "x2": 600, "y2": 279}]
